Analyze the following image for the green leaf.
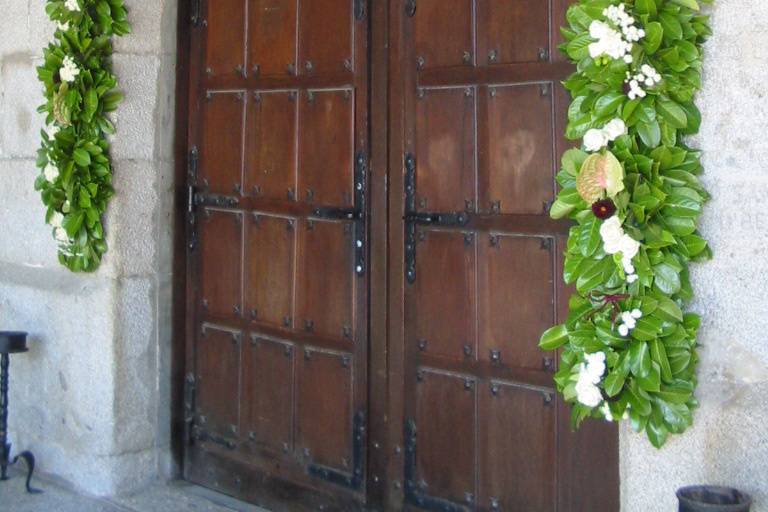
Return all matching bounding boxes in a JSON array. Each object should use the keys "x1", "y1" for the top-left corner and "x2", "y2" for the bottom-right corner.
[
  {"x1": 62, "y1": 210, "x2": 85, "y2": 238},
  {"x1": 669, "y1": 0, "x2": 700, "y2": 10},
  {"x1": 660, "y1": 12, "x2": 683, "y2": 40},
  {"x1": 655, "y1": 297, "x2": 683, "y2": 323},
  {"x1": 630, "y1": 341, "x2": 652, "y2": 378},
  {"x1": 73, "y1": 148, "x2": 91, "y2": 167},
  {"x1": 646, "y1": 416, "x2": 669, "y2": 448},
  {"x1": 539, "y1": 324, "x2": 569, "y2": 351},
  {"x1": 579, "y1": 218, "x2": 601, "y2": 257},
  {"x1": 637, "y1": 361, "x2": 661, "y2": 392},
  {"x1": 657, "y1": 99, "x2": 688, "y2": 129},
  {"x1": 643, "y1": 22, "x2": 664, "y2": 55},
  {"x1": 653, "y1": 263, "x2": 682, "y2": 295},
  {"x1": 595, "y1": 92, "x2": 625, "y2": 117},
  {"x1": 604, "y1": 370, "x2": 627, "y2": 397},
  {"x1": 566, "y1": 33, "x2": 593, "y2": 61},
  {"x1": 637, "y1": 120, "x2": 661, "y2": 148},
  {"x1": 635, "y1": 0, "x2": 657, "y2": 16},
  {"x1": 650, "y1": 340, "x2": 674, "y2": 382}
]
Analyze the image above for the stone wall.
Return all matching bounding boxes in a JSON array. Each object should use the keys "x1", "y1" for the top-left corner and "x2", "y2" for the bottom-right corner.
[
  {"x1": 0, "y1": 0, "x2": 178, "y2": 496},
  {"x1": 620, "y1": 1, "x2": 768, "y2": 510}
]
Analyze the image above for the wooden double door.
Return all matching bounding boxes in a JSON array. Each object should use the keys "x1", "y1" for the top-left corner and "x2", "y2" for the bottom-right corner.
[{"x1": 181, "y1": 1, "x2": 618, "y2": 511}]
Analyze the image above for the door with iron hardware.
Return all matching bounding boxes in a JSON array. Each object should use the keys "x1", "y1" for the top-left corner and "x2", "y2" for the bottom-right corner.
[
  {"x1": 183, "y1": 0, "x2": 370, "y2": 509},
  {"x1": 389, "y1": 0, "x2": 619, "y2": 510}
]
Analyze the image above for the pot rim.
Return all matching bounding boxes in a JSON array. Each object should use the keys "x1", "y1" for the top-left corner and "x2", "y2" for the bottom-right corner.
[{"x1": 677, "y1": 485, "x2": 752, "y2": 510}]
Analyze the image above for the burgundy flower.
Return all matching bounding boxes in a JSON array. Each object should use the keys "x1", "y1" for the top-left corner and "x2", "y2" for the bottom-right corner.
[{"x1": 591, "y1": 199, "x2": 617, "y2": 220}]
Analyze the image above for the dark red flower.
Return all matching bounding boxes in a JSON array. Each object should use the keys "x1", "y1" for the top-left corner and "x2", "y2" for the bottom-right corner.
[{"x1": 591, "y1": 199, "x2": 617, "y2": 219}]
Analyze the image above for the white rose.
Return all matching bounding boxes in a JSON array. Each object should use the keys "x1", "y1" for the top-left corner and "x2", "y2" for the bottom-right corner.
[
  {"x1": 603, "y1": 119, "x2": 627, "y2": 141},
  {"x1": 583, "y1": 128, "x2": 609, "y2": 152},
  {"x1": 589, "y1": 20, "x2": 612, "y2": 39},
  {"x1": 618, "y1": 324, "x2": 629, "y2": 336},
  {"x1": 584, "y1": 353, "x2": 606, "y2": 384},
  {"x1": 54, "y1": 227, "x2": 69, "y2": 242},
  {"x1": 49, "y1": 212, "x2": 64, "y2": 228},
  {"x1": 621, "y1": 311, "x2": 637, "y2": 329},
  {"x1": 44, "y1": 163, "x2": 59, "y2": 182},
  {"x1": 576, "y1": 376, "x2": 603, "y2": 407},
  {"x1": 618, "y1": 234, "x2": 640, "y2": 260},
  {"x1": 600, "y1": 216, "x2": 624, "y2": 253}
]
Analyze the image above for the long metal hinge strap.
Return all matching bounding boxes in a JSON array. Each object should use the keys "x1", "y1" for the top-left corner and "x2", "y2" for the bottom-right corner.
[
  {"x1": 354, "y1": 0, "x2": 367, "y2": 20},
  {"x1": 308, "y1": 410, "x2": 366, "y2": 489},
  {"x1": 404, "y1": 419, "x2": 466, "y2": 512},
  {"x1": 354, "y1": 151, "x2": 367, "y2": 276},
  {"x1": 188, "y1": 146, "x2": 199, "y2": 181},
  {"x1": 404, "y1": 211, "x2": 469, "y2": 226},
  {"x1": 183, "y1": 373, "x2": 196, "y2": 445},
  {"x1": 190, "y1": 0, "x2": 202, "y2": 27},
  {"x1": 404, "y1": 153, "x2": 418, "y2": 284}
]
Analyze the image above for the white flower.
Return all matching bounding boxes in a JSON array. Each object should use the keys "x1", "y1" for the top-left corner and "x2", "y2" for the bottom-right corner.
[
  {"x1": 584, "y1": 128, "x2": 609, "y2": 152},
  {"x1": 618, "y1": 308, "x2": 643, "y2": 337},
  {"x1": 623, "y1": 54, "x2": 633, "y2": 64},
  {"x1": 600, "y1": 215, "x2": 624, "y2": 250},
  {"x1": 44, "y1": 124, "x2": 60, "y2": 139},
  {"x1": 590, "y1": 20, "x2": 613, "y2": 40},
  {"x1": 626, "y1": 273, "x2": 639, "y2": 284},
  {"x1": 49, "y1": 212, "x2": 64, "y2": 228},
  {"x1": 584, "y1": 352, "x2": 607, "y2": 384},
  {"x1": 604, "y1": 119, "x2": 627, "y2": 140},
  {"x1": 619, "y1": 234, "x2": 640, "y2": 260},
  {"x1": 622, "y1": 258, "x2": 635, "y2": 274},
  {"x1": 43, "y1": 163, "x2": 59, "y2": 182},
  {"x1": 59, "y1": 55, "x2": 80, "y2": 83},
  {"x1": 64, "y1": 0, "x2": 80, "y2": 12},
  {"x1": 602, "y1": 402, "x2": 614, "y2": 422},
  {"x1": 57, "y1": 21, "x2": 70, "y2": 31},
  {"x1": 621, "y1": 311, "x2": 638, "y2": 329},
  {"x1": 54, "y1": 227, "x2": 69, "y2": 242},
  {"x1": 576, "y1": 373, "x2": 603, "y2": 407}
]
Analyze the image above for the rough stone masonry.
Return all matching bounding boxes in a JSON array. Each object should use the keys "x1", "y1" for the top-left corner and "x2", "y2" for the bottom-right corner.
[{"x1": 0, "y1": 0, "x2": 767, "y2": 510}]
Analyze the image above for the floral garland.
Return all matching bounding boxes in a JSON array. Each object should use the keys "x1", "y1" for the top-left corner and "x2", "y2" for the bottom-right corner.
[
  {"x1": 35, "y1": 0, "x2": 130, "y2": 272},
  {"x1": 539, "y1": 0, "x2": 713, "y2": 447}
]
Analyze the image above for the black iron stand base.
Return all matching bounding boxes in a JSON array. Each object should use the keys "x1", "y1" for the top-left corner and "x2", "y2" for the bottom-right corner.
[{"x1": 0, "y1": 351, "x2": 41, "y2": 493}]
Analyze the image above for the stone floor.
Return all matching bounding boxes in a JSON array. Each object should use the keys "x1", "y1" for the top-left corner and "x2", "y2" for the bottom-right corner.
[{"x1": 1, "y1": 470, "x2": 270, "y2": 512}]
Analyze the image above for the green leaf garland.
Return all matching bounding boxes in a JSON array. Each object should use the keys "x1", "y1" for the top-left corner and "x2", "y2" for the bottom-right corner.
[
  {"x1": 540, "y1": 0, "x2": 713, "y2": 448},
  {"x1": 36, "y1": 0, "x2": 130, "y2": 272}
]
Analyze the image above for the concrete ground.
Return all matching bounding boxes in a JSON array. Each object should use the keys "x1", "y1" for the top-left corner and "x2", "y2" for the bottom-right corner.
[{"x1": 1, "y1": 470, "x2": 270, "y2": 512}]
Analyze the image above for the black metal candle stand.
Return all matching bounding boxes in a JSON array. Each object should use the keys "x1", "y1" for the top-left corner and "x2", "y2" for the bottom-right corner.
[{"x1": 0, "y1": 331, "x2": 40, "y2": 493}]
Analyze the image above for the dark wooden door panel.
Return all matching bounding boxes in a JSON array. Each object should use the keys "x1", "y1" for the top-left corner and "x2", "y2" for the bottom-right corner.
[
  {"x1": 248, "y1": 0, "x2": 297, "y2": 78},
  {"x1": 298, "y1": 88, "x2": 355, "y2": 207},
  {"x1": 413, "y1": 0, "x2": 474, "y2": 70},
  {"x1": 200, "y1": 92, "x2": 245, "y2": 195},
  {"x1": 479, "y1": 0, "x2": 551, "y2": 65},
  {"x1": 245, "y1": 213, "x2": 295, "y2": 329},
  {"x1": 415, "y1": 87, "x2": 476, "y2": 213},
  {"x1": 200, "y1": 209, "x2": 243, "y2": 320},
  {"x1": 395, "y1": 0, "x2": 618, "y2": 510},
  {"x1": 186, "y1": 0, "x2": 368, "y2": 507},
  {"x1": 298, "y1": 0, "x2": 354, "y2": 76},
  {"x1": 196, "y1": 324, "x2": 242, "y2": 439},
  {"x1": 480, "y1": 83, "x2": 555, "y2": 215},
  {"x1": 411, "y1": 229, "x2": 475, "y2": 361},
  {"x1": 415, "y1": 369, "x2": 476, "y2": 506},
  {"x1": 203, "y1": 0, "x2": 246, "y2": 79},
  {"x1": 245, "y1": 90, "x2": 298, "y2": 201},
  {"x1": 297, "y1": 218, "x2": 355, "y2": 342},
  {"x1": 242, "y1": 336, "x2": 295, "y2": 454},
  {"x1": 478, "y1": 233, "x2": 555, "y2": 371},
  {"x1": 479, "y1": 381, "x2": 556, "y2": 512},
  {"x1": 297, "y1": 347, "x2": 354, "y2": 471}
]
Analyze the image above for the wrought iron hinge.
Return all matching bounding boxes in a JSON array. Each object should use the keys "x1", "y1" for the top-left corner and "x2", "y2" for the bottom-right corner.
[
  {"x1": 183, "y1": 373, "x2": 196, "y2": 445},
  {"x1": 190, "y1": 0, "x2": 202, "y2": 27},
  {"x1": 191, "y1": 426, "x2": 237, "y2": 450},
  {"x1": 354, "y1": 151, "x2": 367, "y2": 276},
  {"x1": 193, "y1": 192, "x2": 240, "y2": 208},
  {"x1": 354, "y1": 0, "x2": 367, "y2": 20},
  {"x1": 188, "y1": 146, "x2": 199, "y2": 182},
  {"x1": 404, "y1": 419, "x2": 466, "y2": 511},
  {"x1": 313, "y1": 207, "x2": 362, "y2": 221},
  {"x1": 404, "y1": 152, "x2": 471, "y2": 284},
  {"x1": 405, "y1": 0, "x2": 417, "y2": 17},
  {"x1": 309, "y1": 410, "x2": 366, "y2": 489}
]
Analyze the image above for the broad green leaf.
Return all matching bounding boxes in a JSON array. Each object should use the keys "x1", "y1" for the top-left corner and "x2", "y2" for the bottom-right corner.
[
  {"x1": 643, "y1": 22, "x2": 664, "y2": 55},
  {"x1": 539, "y1": 324, "x2": 569, "y2": 350},
  {"x1": 657, "y1": 99, "x2": 688, "y2": 129},
  {"x1": 595, "y1": 91, "x2": 625, "y2": 117},
  {"x1": 660, "y1": 12, "x2": 683, "y2": 40},
  {"x1": 73, "y1": 148, "x2": 91, "y2": 167},
  {"x1": 637, "y1": 361, "x2": 661, "y2": 392},
  {"x1": 653, "y1": 263, "x2": 682, "y2": 294},
  {"x1": 630, "y1": 341, "x2": 652, "y2": 378},
  {"x1": 655, "y1": 297, "x2": 683, "y2": 323},
  {"x1": 635, "y1": 0, "x2": 657, "y2": 15},
  {"x1": 637, "y1": 120, "x2": 661, "y2": 148},
  {"x1": 650, "y1": 339, "x2": 674, "y2": 382},
  {"x1": 604, "y1": 371, "x2": 626, "y2": 397},
  {"x1": 669, "y1": 0, "x2": 700, "y2": 10},
  {"x1": 579, "y1": 218, "x2": 602, "y2": 257}
]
